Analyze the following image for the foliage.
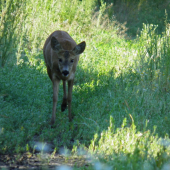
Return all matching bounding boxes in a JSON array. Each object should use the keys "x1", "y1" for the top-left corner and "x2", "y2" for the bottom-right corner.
[
  {"x1": 0, "y1": 0, "x2": 27, "y2": 67},
  {"x1": 99, "y1": 0, "x2": 170, "y2": 36},
  {"x1": 89, "y1": 116, "x2": 170, "y2": 170},
  {"x1": 1, "y1": 0, "x2": 170, "y2": 169}
]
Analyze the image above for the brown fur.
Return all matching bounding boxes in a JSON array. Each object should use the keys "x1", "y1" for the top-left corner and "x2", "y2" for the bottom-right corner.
[{"x1": 43, "y1": 30, "x2": 86, "y2": 124}]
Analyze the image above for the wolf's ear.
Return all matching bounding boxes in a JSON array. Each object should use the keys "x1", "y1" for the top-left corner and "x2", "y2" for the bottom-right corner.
[
  {"x1": 72, "y1": 41, "x2": 86, "y2": 55},
  {"x1": 51, "y1": 36, "x2": 63, "y2": 52}
]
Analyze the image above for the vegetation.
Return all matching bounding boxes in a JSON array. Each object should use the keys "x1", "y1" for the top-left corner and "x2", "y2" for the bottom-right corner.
[{"x1": 1, "y1": 0, "x2": 170, "y2": 169}]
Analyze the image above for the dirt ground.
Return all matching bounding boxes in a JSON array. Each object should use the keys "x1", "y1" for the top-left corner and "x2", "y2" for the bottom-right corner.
[{"x1": 0, "y1": 152, "x2": 89, "y2": 170}]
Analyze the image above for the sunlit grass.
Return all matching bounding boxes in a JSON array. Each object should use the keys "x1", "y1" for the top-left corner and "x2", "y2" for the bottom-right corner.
[{"x1": 1, "y1": 0, "x2": 170, "y2": 169}]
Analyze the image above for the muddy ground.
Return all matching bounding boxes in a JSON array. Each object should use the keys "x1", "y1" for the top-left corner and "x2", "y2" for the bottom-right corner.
[{"x1": 0, "y1": 152, "x2": 90, "y2": 170}]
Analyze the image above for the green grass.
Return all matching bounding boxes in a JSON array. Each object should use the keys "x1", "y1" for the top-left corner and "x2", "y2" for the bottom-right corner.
[
  {"x1": 106, "y1": 0, "x2": 170, "y2": 37},
  {"x1": 1, "y1": 0, "x2": 170, "y2": 169}
]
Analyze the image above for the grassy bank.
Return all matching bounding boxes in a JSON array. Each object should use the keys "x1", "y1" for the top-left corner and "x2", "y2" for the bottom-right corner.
[{"x1": 1, "y1": 0, "x2": 170, "y2": 169}]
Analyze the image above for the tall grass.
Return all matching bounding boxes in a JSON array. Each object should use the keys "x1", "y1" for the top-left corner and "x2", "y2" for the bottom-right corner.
[
  {"x1": 136, "y1": 23, "x2": 170, "y2": 91},
  {"x1": 0, "y1": 0, "x2": 27, "y2": 67},
  {"x1": 102, "y1": 0, "x2": 170, "y2": 36},
  {"x1": 1, "y1": 0, "x2": 170, "y2": 169}
]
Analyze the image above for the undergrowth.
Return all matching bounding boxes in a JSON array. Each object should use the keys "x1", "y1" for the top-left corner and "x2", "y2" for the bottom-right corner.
[{"x1": 1, "y1": 0, "x2": 170, "y2": 169}]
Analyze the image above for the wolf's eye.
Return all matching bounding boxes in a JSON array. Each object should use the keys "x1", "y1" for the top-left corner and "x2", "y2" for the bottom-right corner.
[
  {"x1": 59, "y1": 58, "x2": 62, "y2": 62},
  {"x1": 71, "y1": 59, "x2": 74, "y2": 63}
]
